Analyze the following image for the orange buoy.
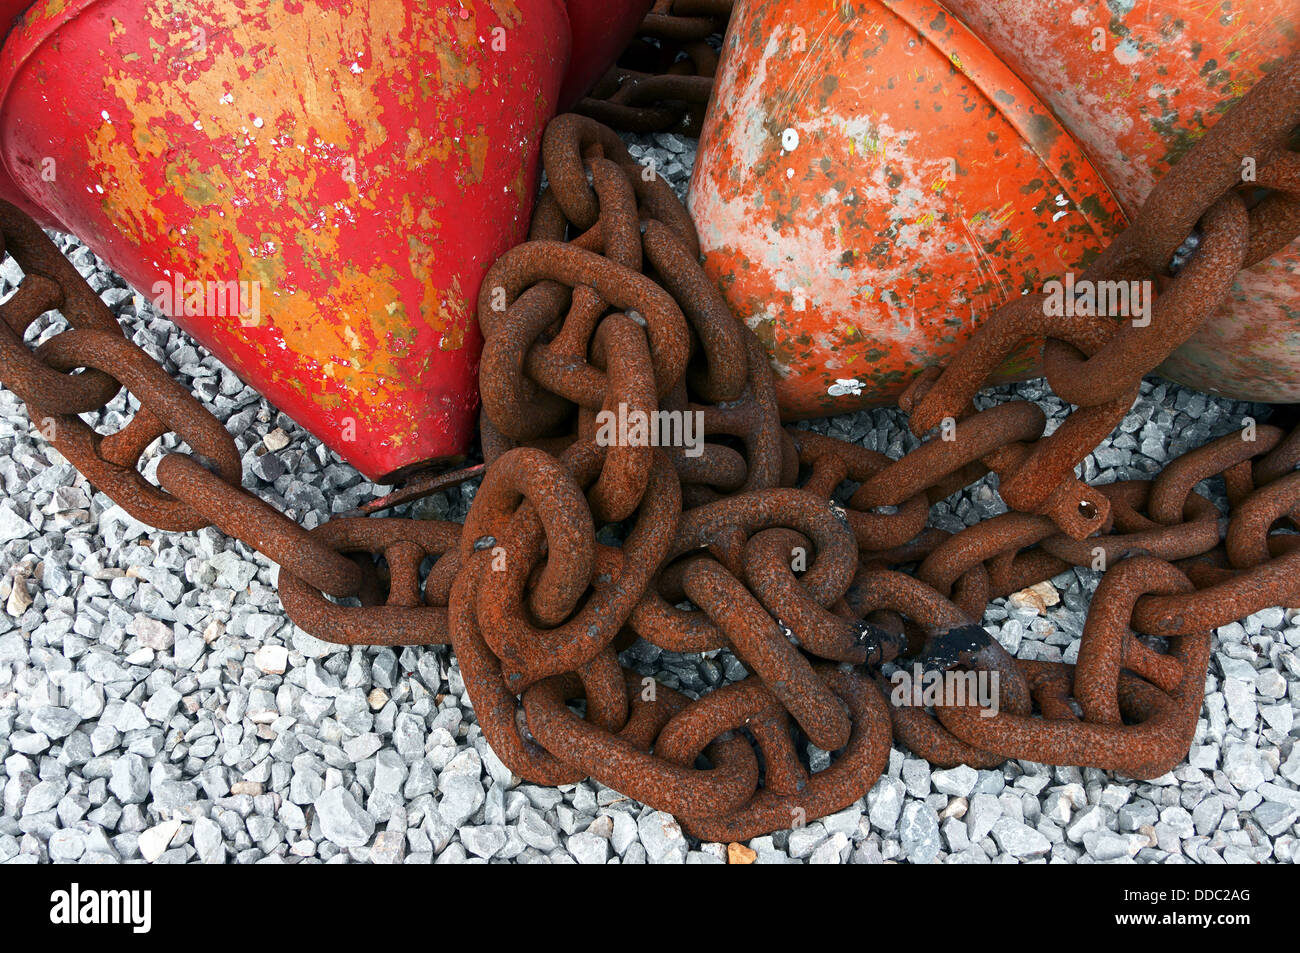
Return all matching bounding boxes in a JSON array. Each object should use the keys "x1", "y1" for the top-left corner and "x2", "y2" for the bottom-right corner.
[{"x1": 688, "y1": 0, "x2": 1126, "y2": 419}]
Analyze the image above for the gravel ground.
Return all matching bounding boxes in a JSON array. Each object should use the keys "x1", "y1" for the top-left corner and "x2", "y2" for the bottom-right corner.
[{"x1": 0, "y1": 132, "x2": 1297, "y2": 865}]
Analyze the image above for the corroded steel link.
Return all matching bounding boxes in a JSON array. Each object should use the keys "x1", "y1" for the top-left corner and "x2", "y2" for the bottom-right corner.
[
  {"x1": 742, "y1": 528, "x2": 895, "y2": 664},
  {"x1": 277, "y1": 518, "x2": 461, "y2": 645},
  {"x1": 789, "y1": 429, "x2": 929, "y2": 551},
  {"x1": 477, "y1": 281, "x2": 573, "y2": 439},
  {"x1": 981, "y1": 438, "x2": 1112, "y2": 542},
  {"x1": 1245, "y1": 151, "x2": 1300, "y2": 266},
  {"x1": 1040, "y1": 481, "x2": 1221, "y2": 567},
  {"x1": 874, "y1": 671, "x2": 1006, "y2": 770},
  {"x1": 899, "y1": 104, "x2": 1285, "y2": 530},
  {"x1": 852, "y1": 401, "x2": 1046, "y2": 508},
  {"x1": 29, "y1": 329, "x2": 243, "y2": 532},
  {"x1": 1127, "y1": 51, "x2": 1300, "y2": 275},
  {"x1": 667, "y1": 439, "x2": 748, "y2": 496},
  {"x1": 702, "y1": 523, "x2": 749, "y2": 577},
  {"x1": 512, "y1": 158, "x2": 646, "y2": 411},
  {"x1": 1130, "y1": 471, "x2": 1300, "y2": 634},
  {"x1": 845, "y1": 569, "x2": 1032, "y2": 714},
  {"x1": 577, "y1": 29, "x2": 721, "y2": 137},
  {"x1": 1019, "y1": 663, "x2": 1080, "y2": 723},
  {"x1": 478, "y1": 240, "x2": 691, "y2": 399},
  {"x1": 845, "y1": 568, "x2": 1032, "y2": 769},
  {"x1": 899, "y1": 272, "x2": 1136, "y2": 437},
  {"x1": 779, "y1": 429, "x2": 800, "y2": 487},
  {"x1": 424, "y1": 548, "x2": 462, "y2": 609},
  {"x1": 654, "y1": 679, "x2": 807, "y2": 797},
  {"x1": 578, "y1": 74, "x2": 716, "y2": 134},
  {"x1": 896, "y1": 241, "x2": 1142, "y2": 534},
  {"x1": 1136, "y1": 546, "x2": 1300, "y2": 636},
  {"x1": 692, "y1": 329, "x2": 786, "y2": 493},
  {"x1": 478, "y1": 410, "x2": 515, "y2": 464},
  {"x1": 641, "y1": 219, "x2": 747, "y2": 403},
  {"x1": 479, "y1": 157, "x2": 644, "y2": 424},
  {"x1": 529, "y1": 188, "x2": 571, "y2": 242},
  {"x1": 1222, "y1": 460, "x2": 1259, "y2": 513},
  {"x1": 668, "y1": 488, "x2": 858, "y2": 603},
  {"x1": 874, "y1": 389, "x2": 1113, "y2": 541},
  {"x1": 951, "y1": 563, "x2": 992, "y2": 624},
  {"x1": 477, "y1": 410, "x2": 575, "y2": 466},
  {"x1": 0, "y1": 200, "x2": 124, "y2": 413},
  {"x1": 459, "y1": 446, "x2": 596, "y2": 627},
  {"x1": 1148, "y1": 424, "x2": 1284, "y2": 524},
  {"x1": 521, "y1": 666, "x2": 760, "y2": 819},
  {"x1": 155, "y1": 454, "x2": 363, "y2": 598},
  {"x1": 1073, "y1": 557, "x2": 1194, "y2": 725},
  {"x1": 640, "y1": 14, "x2": 717, "y2": 41},
  {"x1": 1254, "y1": 421, "x2": 1300, "y2": 487},
  {"x1": 672, "y1": 668, "x2": 893, "y2": 843},
  {"x1": 448, "y1": 552, "x2": 588, "y2": 786},
  {"x1": 541, "y1": 113, "x2": 700, "y2": 258},
  {"x1": 541, "y1": 114, "x2": 648, "y2": 229},
  {"x1": 631, "y1": 487, "x2": 856, "y2": 655},
  {"x1": 916, "y1": 512, "x2": 1057, "y2": 600},
  {"x1": 797, "y1": 436, "x2": 848, "y2": 499},
  {"x1": 577, "y1": 312, "x2": 657, "y2": 522},
  {"x1": 995, "y1": 389, "x2": 1133, "y2": 539},
  {"x1": 1042, "y1": 192, "x2": 1250, "y2": 409},
  {"x1": 939, "y1": 638, "x2": 1210, "y2": 779},
  {"x1": 984, "y1": 550, "x2": 1071, "y2": 600},
  {"x1": 682, "y1": 557, "x2": 851, "y2": 750},
  {"x1": 629, "y1": 576, "x2": 729, "y2": 653},
  {"x1": 530, "y1": 650, "x2": 631, "y2": 736},
  {"x1": 859, "y1": 526, "x2": 951, "y2": 570},
  {"x1": 665, "y1": 0, "x2": 733, "y2": 16},
  {"x1": 490, "y1": 540, "x2": 627, "y2": 671},
  {"x1": 924, "y1": 461, "x2": 989, "y2": 505},
  {"x1": 584, "y1": 156, "x2": 645, "y2": 271},
  {"x1": 476, "y1": 447, "x2": 681, "y2": 688},
  {"x1": 1225, "y1": 470, "x2": 1300, "y2": 570},
  {"x1": 655, "y1": 548, "x2": 721, "y2": 602}
]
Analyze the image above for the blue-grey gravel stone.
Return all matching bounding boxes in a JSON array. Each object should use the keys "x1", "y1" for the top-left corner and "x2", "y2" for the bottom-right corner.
[
  {"x1": 316, "y1": 787, "x2": 374, "y2": 848},
  {"x1": 900, "y1": 802, "x2": 942, "y2": 864}
]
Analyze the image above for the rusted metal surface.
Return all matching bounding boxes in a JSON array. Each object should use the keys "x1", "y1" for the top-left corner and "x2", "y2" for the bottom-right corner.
[
  {"x1": 2, "y1": 45, "x2": 1300, "y2": 845},
  {"x1": 277, "y1": 518, "x2": 462, "y2": 645},
  {"x1": 938, "y1": 558, "x2": 1210, "y2": 779}
]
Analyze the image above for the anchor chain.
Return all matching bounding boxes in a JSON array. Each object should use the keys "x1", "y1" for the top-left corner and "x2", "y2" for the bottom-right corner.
[{"x1": 0, "y1": 52, "x2": 1297, "y2": 841}]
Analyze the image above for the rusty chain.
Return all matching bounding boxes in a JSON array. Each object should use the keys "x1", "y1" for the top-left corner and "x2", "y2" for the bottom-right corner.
[
  {"x1": 575, "y1": 0, "x2": 733, "y2": 137},
  {"x1": 0, "y1": 51, "x2": 1298, "y2": 842}
]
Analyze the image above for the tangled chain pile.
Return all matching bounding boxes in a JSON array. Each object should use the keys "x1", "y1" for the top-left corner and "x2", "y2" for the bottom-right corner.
[
  {"x1": 0, "y1": 49, "x2": 1296, "y2": 841},
  {"x1": 575, "y1": 0, "x2": 731, "y2": 136}
]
